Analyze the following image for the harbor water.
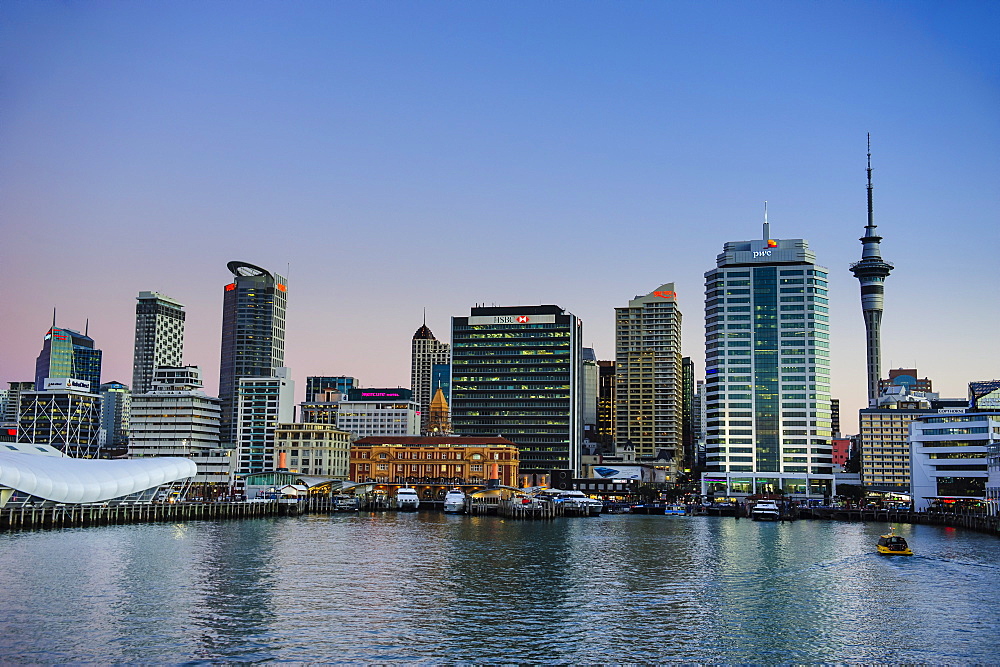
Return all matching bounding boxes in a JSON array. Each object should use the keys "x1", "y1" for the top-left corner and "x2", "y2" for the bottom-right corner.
[{"x1": 1, "y1": 513, "x2": 998, "y2": 663}]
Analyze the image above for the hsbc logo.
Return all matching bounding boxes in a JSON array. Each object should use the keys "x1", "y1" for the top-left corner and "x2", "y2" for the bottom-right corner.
[
  {"x1": 516, "y1": 316, "x2": 530, "y2": 323},
  {"x1": 492, "y1": 315, "x2": 532, "y2": 324}
]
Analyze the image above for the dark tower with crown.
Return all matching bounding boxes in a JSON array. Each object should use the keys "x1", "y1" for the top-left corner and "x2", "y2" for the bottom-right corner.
[{"x1": 850, "y1": 137, "x2": 894, "y2": 406}]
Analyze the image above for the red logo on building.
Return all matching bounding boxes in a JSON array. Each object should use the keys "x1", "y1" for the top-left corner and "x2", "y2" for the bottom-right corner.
[
  {"x1": 653, "y1": 290, "x2": 676, "y2": 299},
  {"x1": 516, "y1": 316, "x2": 530, "y2": 323}
]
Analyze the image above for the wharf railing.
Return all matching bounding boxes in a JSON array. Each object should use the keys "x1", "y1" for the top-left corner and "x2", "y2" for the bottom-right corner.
[
  {"x1": 796, "y1": 507, "x2": 1000, "y2": 536},
  {"x1": 0, "y1": 500, "x2": 286, "y2": 531}
]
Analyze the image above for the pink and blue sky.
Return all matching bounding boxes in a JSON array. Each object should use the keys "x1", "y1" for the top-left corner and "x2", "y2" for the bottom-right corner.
[{"x1": 2, "y1": 1, "x2": 998, "y2": 433}]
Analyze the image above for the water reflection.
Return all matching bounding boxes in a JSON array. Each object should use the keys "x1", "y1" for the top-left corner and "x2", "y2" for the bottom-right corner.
[{"x1": 0, "y1": 514, "x2": 998, "y2": 663}]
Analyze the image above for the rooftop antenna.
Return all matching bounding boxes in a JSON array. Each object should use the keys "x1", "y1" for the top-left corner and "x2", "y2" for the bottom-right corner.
[
  {"x1": 52, "y1": 307, "x2": 56, "y2": 328},
  {"x1": 85, "y1": 318, "x2": 89, "y2": 336},
  {"x1": 423, "y1": 307, "x2": 427, "y2": 327},
  {"x1": 763, "y1": 201, "x2": 770, "y2": 240},
  {"x1": 867, "y1": 133, "x2": 875, "y2": 229}
]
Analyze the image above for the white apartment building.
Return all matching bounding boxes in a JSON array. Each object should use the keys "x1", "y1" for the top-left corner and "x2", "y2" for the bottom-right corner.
[
  {"x1": 235, "y1": 369, "x2": 295, "y2": 475},
  {"x1": 911, "y1": 412, "x2": 999, "y2": 512}
]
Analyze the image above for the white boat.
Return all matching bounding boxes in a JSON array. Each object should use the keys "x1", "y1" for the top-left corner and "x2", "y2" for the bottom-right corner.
[
  {"x1": 751, "y1": 500, "x2": 781, "y2": 521},
  {"x1": 443, "y1": 488, "x2": 466, "y2": 514},
  {"x1": 554, "y1": 490, "x2": 603, "y2": 516},
  {"x1": 395, "y1": 487, "x2": 420, "y2": 511},
  {"x1": 333, "y1": 494, "x2": 359, "y2": 511}
]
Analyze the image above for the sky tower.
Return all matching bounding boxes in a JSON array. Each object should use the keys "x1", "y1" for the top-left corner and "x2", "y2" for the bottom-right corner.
[{"x1": 850, "y1": 137, "x2": 894, "y2": 406}]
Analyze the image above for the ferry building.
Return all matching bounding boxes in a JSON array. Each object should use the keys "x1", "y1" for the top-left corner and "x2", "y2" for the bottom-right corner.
[{"x1": 700, "y1": 219, "x2": 836, "y2": 500}]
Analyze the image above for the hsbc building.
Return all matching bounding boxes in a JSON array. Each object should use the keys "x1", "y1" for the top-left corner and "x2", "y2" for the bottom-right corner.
[{"x1": 451, "y1": 305, "x2": 583, "y2": 476}]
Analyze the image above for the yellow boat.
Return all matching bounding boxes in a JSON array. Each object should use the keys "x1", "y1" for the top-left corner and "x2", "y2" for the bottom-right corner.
[{"x1": 877, "y1": 529, "x2": 913, "y2": 555}]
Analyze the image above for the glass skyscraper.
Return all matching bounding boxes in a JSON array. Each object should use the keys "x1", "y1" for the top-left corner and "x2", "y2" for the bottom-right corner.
[
  {"x1": 701, "y1": 222, "x2": 835, "y2": 499},
  {"x1": 450, "y1": 305, "x2": 582, "y2": 476},
  {"x1": 219, "y1": 261, "x2": 287, "y2": 445},
  {"x1": 34, "y1": 326, "x2": 102, "y2": 392}
]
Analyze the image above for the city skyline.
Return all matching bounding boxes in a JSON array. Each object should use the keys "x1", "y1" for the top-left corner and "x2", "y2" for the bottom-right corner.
[{"x1": 2, "y1": 1, "x2": 998, "y2": 435}]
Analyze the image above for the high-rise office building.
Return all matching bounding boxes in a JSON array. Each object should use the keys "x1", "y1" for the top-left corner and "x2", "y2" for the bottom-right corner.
[
  {"x1": 305, "y1": 376, "x2": 356, "y2": 402},
  {"x1": 18, "y1": 378, "x2": 102, "y2": 457},
  {"x1": 850, "y1": 139, "x2": 894, "y2": 406},
  {"x1": 219, "y1": 261, "x2": 287, "y2": 445},
  {"x1": 98, "y1": 381, "x2": 131, "y2": 457},
  {"x1": 682, "y1": 356, "x2": 695, "y2": 472},
  {"x1": 34, "y1": 325, "x2": 102, "y2": 391},
  {"x1": 596, "y1": 360, "x2": 616, "y2": 453},
  {"x1": 411, "y1": 322, "x2": 451, "y2": 434},
  {"x1": 132, "y1": 291, "x2": 185, "y2": 396},
  {"x1": 701, "y1": 217, "x2": 835, "y2": 499},
  {"x1": 614, "y1": 284, "x2": 684, "y2": 475},
  {"x1": 451, "y1": 305, "x2": 583, "y2": 475},
  {"x1": 235, "y1": 369, "x2": 295, "y2": 475},
  {"x1": 581, "y1": 347, "x2": 599, "y2": 442}
]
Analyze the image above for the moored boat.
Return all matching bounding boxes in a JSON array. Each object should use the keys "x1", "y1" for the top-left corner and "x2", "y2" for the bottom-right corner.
[
  {"x1": 663, "y1": 504, "x2": 687, "y2": 516},
  {"x1": 554, "y1": 490, "x2": 603, "y2": 516},
  {"x1": 395, "y1": 487, "x2": 420, "y2": 511},
  {"x1": 443, "y1": 488, "x2": 466, "y2": 513},
  {"x1": 751, "y1": 500, "x2": 780, "y2": 521},
  {"x1": 877, "y1": 529, "x2": 913, "y2": 555}
]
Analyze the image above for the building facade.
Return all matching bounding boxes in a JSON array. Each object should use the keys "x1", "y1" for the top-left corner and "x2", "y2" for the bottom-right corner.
[
  {"x1": 596, "y1": 360, "x2": 616, "y2": 454},
  {"x1": 451, "y1": 305, "x2": 583, "y2": 475},
  {"x1": 219, "y1": 261, "x2": 287, "y2": 445},
  {"x1": 99, "y1": 381, "x2": 131, "y2": 457},
  {"x1": 128, "y1": 366, "x2": 232, "y2": 496},
  {"x1": 615, "y1": 284, "x2": 684, "y2": 472},
  {"x1": 132, "y1": 291, "x2": 186, "y2": 396},
  {"x1": 274, "y1": 422, "x2": 353, "y2": 478},
  {"x1": 34, "y1": 326, "x2": 102, "y2": 391},
  {"x1": 3, "y1": 381, "x2": 34, "y2": 423},
  {"x1": 701, "y1": 221, "x2": 835, "y2": 499},
  {"x1": 18, "y1": 379, "x2": 102, "y2": 457},
  {"x1": 911, "y1": 413, "x2": 998, "y2": 512},
  {"x1": 304, "y1": 376, "x2": 356, "y2": 402},
  {"x1": 969, "y1": 380, "x2": 1000, "y2": 412},
  {"x1": 235, "y1": 369, "x2": 295, "y2": 475},
  {"x1": 858, "y1": 386, "x2": 967, "y2": 492},
  {"x1": 411, "y1": 323, "x2": 451, "y2": 434},
  {"x1": 350, "y1": 436, "x2": 520, "y2": 490},
  {"x1": 129, "y1": 367, "x2": 222, "y2": 458},
  {"x1": 878, "y1": 368, "x2": 932, "y2": 395}
]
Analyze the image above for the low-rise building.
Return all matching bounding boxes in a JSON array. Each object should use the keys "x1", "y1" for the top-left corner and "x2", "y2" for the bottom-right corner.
[
  {"x1": 911, "y1": 412, "x2": 998, "y2": 512},
  {"x1": 350, "y1": 436, "x2": 519, "y2": 499},
  {"x1": 274, "y1": 423, "x2": 352, "y2": 479},
  {"x1": 18, "y1": 378, "x2": 102, "y2": 457}
]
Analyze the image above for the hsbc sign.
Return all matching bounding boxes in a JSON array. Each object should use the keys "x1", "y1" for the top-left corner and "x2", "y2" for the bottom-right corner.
[{"x1": 468, "y1": 314, "x2": 557, "y2": 325}]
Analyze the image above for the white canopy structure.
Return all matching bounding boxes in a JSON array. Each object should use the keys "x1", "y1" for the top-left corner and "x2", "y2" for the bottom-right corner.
[{"x1": 0, "y1": 443, "x2": 197, "y2": 506}]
